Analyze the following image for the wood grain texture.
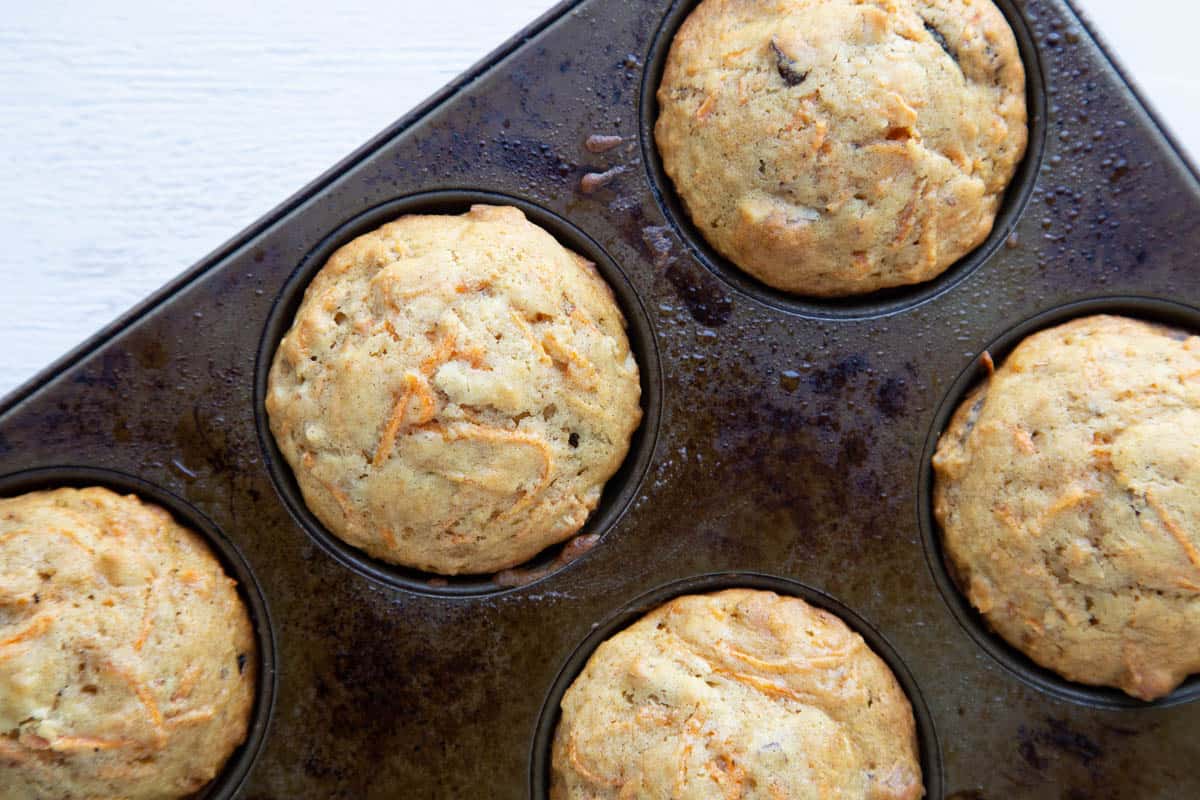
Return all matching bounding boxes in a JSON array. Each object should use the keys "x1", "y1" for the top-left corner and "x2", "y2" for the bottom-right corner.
[{"x1": 0, "y1": 0, "x2": 1196, "y2": 398}]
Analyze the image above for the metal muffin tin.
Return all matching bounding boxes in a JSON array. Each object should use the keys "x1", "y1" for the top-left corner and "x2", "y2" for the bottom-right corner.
[{"x1": 1, "y1": 0, "x2": 1197, "y2": 795}]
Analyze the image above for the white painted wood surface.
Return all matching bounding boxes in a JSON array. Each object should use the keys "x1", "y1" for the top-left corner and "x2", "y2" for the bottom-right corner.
[{"x1": 1, "y1": 0, "x2": 1197, "y2": 399}]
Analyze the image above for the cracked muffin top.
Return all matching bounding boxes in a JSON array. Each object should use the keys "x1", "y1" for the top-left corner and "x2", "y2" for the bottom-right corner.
[
  {"x1": 0, "y1": 487, "x2": 256, "y2": 800},
  {"x1": 266, "y1": 204, "x2": 642, "y2": 575},
  {"x1": 933, "y1": 315, "x2": 1200, "y2": 700},
  {"x1": 551, "y1": 589, "x2": 923, "y2": 800},
  {"x1": 655, "y1": 0, "x2": 1027, "y2": 296}
]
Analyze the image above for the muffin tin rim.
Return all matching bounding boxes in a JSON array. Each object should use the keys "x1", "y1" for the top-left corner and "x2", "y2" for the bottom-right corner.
[
  {"x1": 252, "y1": 188, "x2": 665, "y2": 599},
  {"x1": 636, "y1": 0, "x2": 1049, "y2": 321},
  {"x1": 2, "y1": 0, "x2": 1199, "y2": 793},
  {"x1": 528, "y1": 570, "x2": 944, "y2": 799},
  {"x1": 916, "y1": 294, "x2": 1200, "y2": 710},
  {"x1": 0, "y1": 464, "x2": 278, "y2": 800}
]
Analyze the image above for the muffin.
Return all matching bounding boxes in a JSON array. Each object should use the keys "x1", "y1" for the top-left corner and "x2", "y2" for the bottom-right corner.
[
  {"x1": 933, "y1": 315, "x2": 1200, "y2": 700},
  {"x1": 266, "y1": 204, "x2": 642, "y2": 575},
  {"x1": 0, "y1": 487, "x2": 256, "y2": 799},
  {"x1": 551, "y1": 589, "x2": 923, "y2": 799},
  {"x1": 655, "y1": 0, "x2": 1027, "y2": 296}
]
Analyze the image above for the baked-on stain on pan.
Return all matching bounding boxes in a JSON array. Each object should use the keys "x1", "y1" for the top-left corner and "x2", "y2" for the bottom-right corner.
[{"x1": 0, "y1": 0, "x2": 1198, "y2": 796}]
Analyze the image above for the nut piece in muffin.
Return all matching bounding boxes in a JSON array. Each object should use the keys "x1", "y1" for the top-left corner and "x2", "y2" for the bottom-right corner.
[
  {"x1": 551, "y1": 589, "x2": 923, "y2": 799},
  {"x1": 655, "y1": 0, "x2": 1027, "y2": 296},
  {"x1": 266, "y1": 204, "x2": 642, "y2": 575},
  {"x1": 0, "y1": 487, "x2": 256, "y2": 800},
  {"x1": 933, "y1": 315, "x2": 1200, "y2": 700}
]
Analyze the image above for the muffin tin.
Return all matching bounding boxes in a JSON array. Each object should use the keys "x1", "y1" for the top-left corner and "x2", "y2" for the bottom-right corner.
[{"x1": 1, "y1": 0, "x2": 1198, "y2": 795}]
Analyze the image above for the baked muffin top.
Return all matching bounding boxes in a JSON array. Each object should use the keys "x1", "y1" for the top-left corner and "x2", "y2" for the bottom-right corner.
[
  {"x1": 655, "y1": 0, "x2": 1027, "y2": 296},
  {"x1": 0, "y1": 487, "x2": 256, "y2": 800},
  {"x1": 551, "y1": 589, "x2": 923, "y2": 799},
  {"x1": 934, "y1": 315, "x2": 1200, "y2": 700},
  {"x1": 266, "y1": 204, "x2": 642, "y2": 575}
]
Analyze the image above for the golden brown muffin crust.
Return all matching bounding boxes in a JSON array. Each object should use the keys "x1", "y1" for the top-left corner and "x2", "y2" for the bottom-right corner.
[
  {"x1": 266, "y1": 205, "x2": 642, "y2": 575},
  {"x1": 0, "y1": 487, "x2": 256, "y2": 800},
  {"x1": 655, "y1": 0, "x2": 1027, "y2": 296},
  {"x1": 551, "y1": 589, "x2": 923, "y2": 799},
  {"x1": 933, "y1": 315, "x2": 1200, "y2": 700}
]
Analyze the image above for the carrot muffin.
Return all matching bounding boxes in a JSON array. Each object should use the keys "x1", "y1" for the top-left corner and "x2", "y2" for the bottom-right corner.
[
  {"x1": 655, "y1": 0, "x2": 1027, "y2": 296},
  {"x1": 0, "y1": 487, "x2": 256, "y2": 799},
  {"x1": 551, "y1": 589, "x2": 923, "y2": 799},
  {"x1": 933, "y1": 315, "x2": 1200, "y2": 700},
  {"x1": 266, "y1": 205, "x2": 642, "y2": 575}
]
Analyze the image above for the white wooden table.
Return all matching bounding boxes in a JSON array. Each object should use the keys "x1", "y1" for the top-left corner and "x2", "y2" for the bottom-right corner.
[{"x1": 2, "y1": 0, "x2": 1197, "y2": 398}]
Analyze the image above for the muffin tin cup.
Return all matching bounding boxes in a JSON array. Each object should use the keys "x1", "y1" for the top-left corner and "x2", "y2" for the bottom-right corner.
[
  {"x1": 529, "y1": 571, "x2": 943, "y2": 799},
  {"x1": 2, "y1": 0, "x2": 1199, "y2": 795},
  {"x1": 638, "y1": 0, "x2": 1048, "y2": 320},
  {"x1": 918, "y1": 295, "x2": 1200, "y2": 709},
  {"x1": 0, "y1": 466, "x2": 277, "y2": 800},
  {"x1": 253, "y1": 190, "x2": 663, "y2": 597}
]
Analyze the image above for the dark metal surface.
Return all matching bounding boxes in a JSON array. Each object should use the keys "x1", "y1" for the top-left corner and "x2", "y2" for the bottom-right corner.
[{"x1": 1, "y1": 0, "x2": 1198, "y2": 796}]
